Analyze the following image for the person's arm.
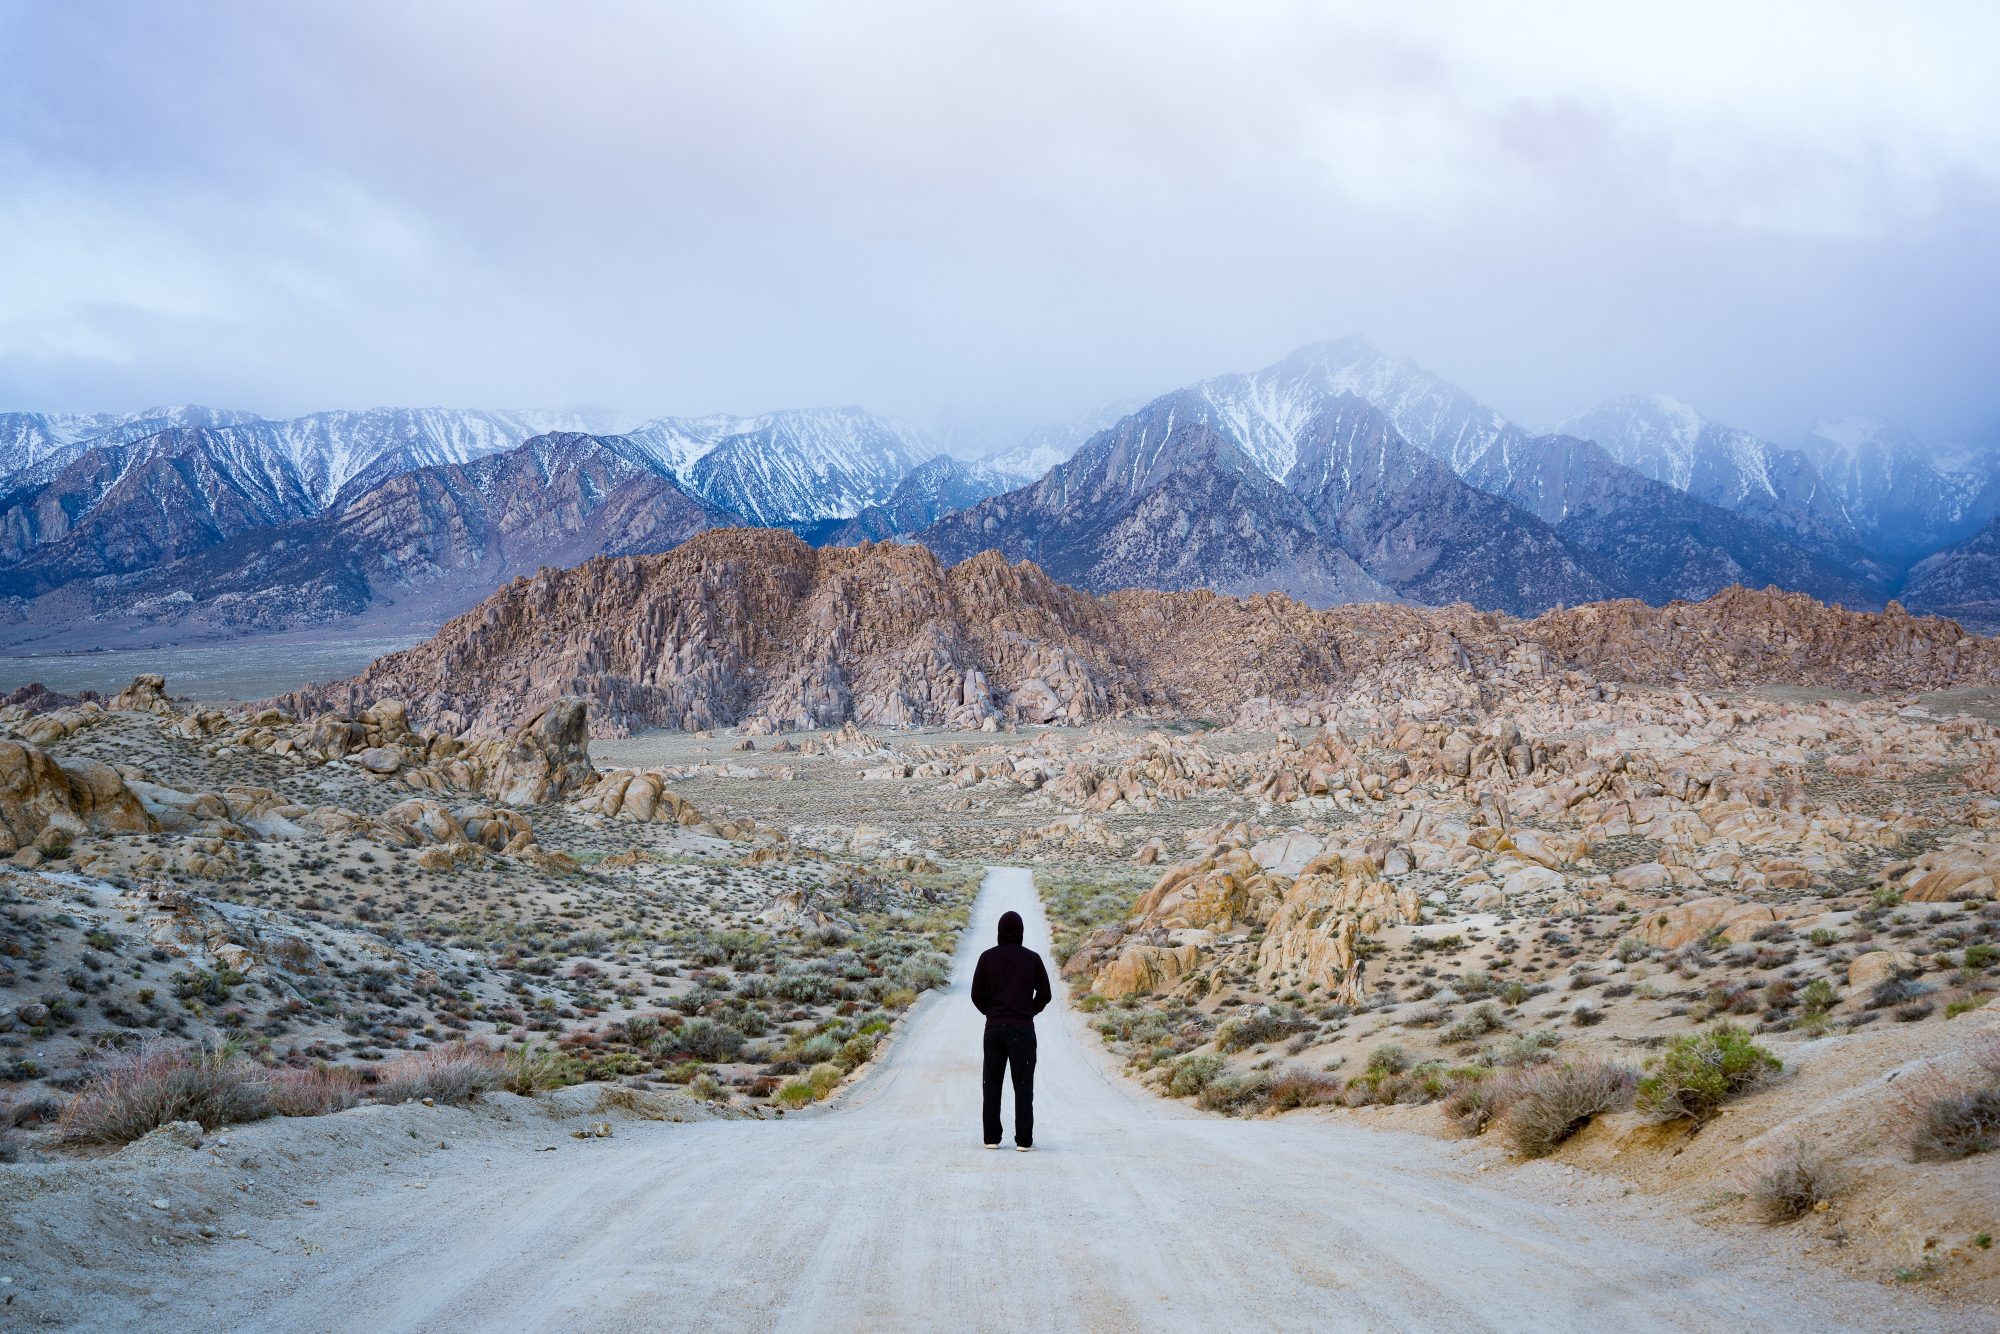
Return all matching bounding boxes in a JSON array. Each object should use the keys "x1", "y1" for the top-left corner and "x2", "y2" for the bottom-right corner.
[
  {"x1": 971, "y1": 953, "x2": 990, "y2": 1014},
  {"x1": 1031, "y1": 952, "x2": 1052, "y2": 1015}
]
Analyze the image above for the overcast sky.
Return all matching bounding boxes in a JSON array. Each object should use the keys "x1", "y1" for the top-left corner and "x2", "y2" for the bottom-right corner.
[{"x1": 2, "y1": 0, "x2": 1995, "y2": 446}]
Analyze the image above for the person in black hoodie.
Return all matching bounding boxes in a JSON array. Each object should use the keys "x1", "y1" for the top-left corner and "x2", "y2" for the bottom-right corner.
[{"x1": 969, "y1": 909, "x2": 1052, "y2": 1151}]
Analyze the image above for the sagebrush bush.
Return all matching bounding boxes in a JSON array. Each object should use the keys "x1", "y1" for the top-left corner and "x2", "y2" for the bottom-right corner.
[
  {"x1": 1746, "y1": 1138, "x2": 1839, "y2": 1221},
  {"x1": 266, "y1": 1065, "x2": 363, "y2": 1117},
  {"x1": 1168, "y1": 1053, "x2": 1225, "y2": 1097},
  {"x1": 775, "y1": 1078, "x2": 815, "y2": 1109},
  {"x1": 1636, "y1": 1025, "x2": 1780, "y2": 1124},
  {"x1": 673, "y1": 1018, "x2": 747, "y2": 1062},
  {"x1": 372, "y1": 1041, "x2": 504, "y2": 1106},
  {"x1": 1366, "y1": 1042, "x2": 1409, "y2": 1076},
  {"x1": 1498, "y1": 1060, "x2": 1636, "y2": 1157},
  {"x1": 1441, "y1": 1002, "x2": 1504, "y2": 1045},
  {"x1": 1196, "y1": 1071, "x2": 1274, "y2": 1115},
  {"x1": 57, "y1": 1040, "x2": 270, "y2": 1145},
  {"x1": 1215, "y1": 1005, "x2": 1310, "y2": 1052}
]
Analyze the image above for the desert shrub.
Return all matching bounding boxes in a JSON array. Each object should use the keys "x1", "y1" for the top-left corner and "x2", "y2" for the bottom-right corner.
[
  {"x1": 687, "y1": 1072, "x2": 728, "y2": 1102},
  {"x1": 773, "y1": 965, "x2": 836, "y2": 1003},
  {"x1": 1442, "y1": 1072, "x2": 1498, "y2": 1135},
  {"x1": 1441, "y1": 1002, "x2": 1504, "y2": 1045},
  {"x1": 1215, "y1": 1004, "x2": 1310, "y2": 1052},
  {"x1": 806, "y1": 1061, "x2": 844, "y2": 1098},
  {"x1": 1168, "y1": 1052, "x2": 1225, "y2": 1097},
  {"x1": 1902, "y1": 1042, "x2": 2000, "y2": 1160},
  {"x1": 1366, "y1": 1042, "x2": 1409, "y2": 1076},
  {"x1": 57, "y1": 1040, "x2": 270, "y2": 1145},
  {"x1": 372, "y1": 1041, "x2": 504, "y2": 1106},
  {"x1": 673, "y1": 1018, "x2": 747, "y2": 1063},
  {"x1": 775, "y1": 1078, "x2": 815, "y2": 1109},
  {"x1": 1907, "y1": 1086, "x2": 2000, "y2": 1160},
  {"x1": 1746, "y1": 1138, "x2": 1839, "y2": 1221},
  {"x1": 6, "y1": 1093, "x2": 65, "y2": 1129},
  {"x1": 895, "y1": 954, "x2": 951, "y2": 993},
  {"x1": 1266, "y1": 1066, "x2": 1340, "y2": 1110},
  {"x1": 1195, "y1": 1071, "x2": 1274, "y2": 1115},
  {"x1": 1498, "y1": 1060, "x2": 1636, "y2": 1157},
  {"x1": 837, "y1": 1034, "x2": 876, "y2": 1070},
  {"x1": 1636, "y1": 1025, "x2": 1781, "y2": 1124},
  {"x1": 266, "y1": 1065, "x2": 363, "y2": 1117},
  {"x1": 795, "y1": 1032, "x2": 843, "y2": 1065},
  {"x1": 1494, "y1": 1031, "x2": 1561, "y2": 1067},
  {"x1": 503, "y1": 1043, "x2": 577, "y2": 1095}
]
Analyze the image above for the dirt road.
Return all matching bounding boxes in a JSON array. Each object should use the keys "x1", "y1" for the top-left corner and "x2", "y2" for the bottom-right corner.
[{"x1": 132, "y1": 868, "x2": 1967, "y2": 1332}]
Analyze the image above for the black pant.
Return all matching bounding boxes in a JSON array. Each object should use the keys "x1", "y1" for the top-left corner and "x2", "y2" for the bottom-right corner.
[{"x1": 981, "y1": 1023, "x2": 1036, "y2": 1147}]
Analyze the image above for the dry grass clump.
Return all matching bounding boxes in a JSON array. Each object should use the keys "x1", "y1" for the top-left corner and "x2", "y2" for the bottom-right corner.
[
  {"x1": 1745, "y1": 1138, "x2": 1840, "y2": 1222},
  {"x1": 371, "y1": 1041, "x2": 505, "y2": 1106},
  {"x1": 1495, "y1": 1059, "x2": 1636, "y2": 1158},
  {"x1": 1266, "y1": 1066, "x2": 1341, "y2": 1111},
  {"x1": 1901, "y1": 1035, "x2": 2000, "y2": 1162},
  {"x1": 57, "y1": 1040, "x2": 270, "y2": 1145},
  {"x1": 266, "y1": 1065, "x2": 364, "y2": 1117}
]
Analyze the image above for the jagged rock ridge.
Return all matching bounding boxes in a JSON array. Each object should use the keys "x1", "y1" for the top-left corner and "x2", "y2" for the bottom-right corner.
[{"x1": 289, "y1": 528, "x2": 2000, "y2": 739}]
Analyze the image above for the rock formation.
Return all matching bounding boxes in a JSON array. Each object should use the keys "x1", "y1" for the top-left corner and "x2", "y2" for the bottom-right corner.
[{"x1": 288, "y1": 528, "x2": 2000, "y2": 739}]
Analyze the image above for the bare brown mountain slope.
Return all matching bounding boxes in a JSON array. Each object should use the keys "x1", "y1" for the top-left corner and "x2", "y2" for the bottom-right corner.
[{"x1": 289, "y1": 528, "x2": 2000, "y2": 737}]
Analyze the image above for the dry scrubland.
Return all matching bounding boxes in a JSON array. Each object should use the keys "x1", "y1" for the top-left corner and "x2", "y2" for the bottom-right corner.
[
  {"x1": 0, "y1": 675, "x2": 975, "y2": 1160},
  {"x1": 2, "y1": 635, "x2": 2000, "y2": 1316}
]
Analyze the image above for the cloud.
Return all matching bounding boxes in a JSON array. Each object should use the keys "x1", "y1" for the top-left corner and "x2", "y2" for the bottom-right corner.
[{"x1": 0, "y1": 0, "x2": 1994, "y2": 442}]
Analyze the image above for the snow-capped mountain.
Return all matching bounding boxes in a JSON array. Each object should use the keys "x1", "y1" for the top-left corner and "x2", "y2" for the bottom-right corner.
[
  {"x1": 985, "y1": 398, "x2": 1146, "y2": 483},
  {"x1": 1802, "y1": 418, "x2": 2000, "y2": 561},
  {"x1": 0, "y1": 427, "x2": 328, "y2": 593},
  {"x1": 0, "y1": 406, "x2": 627, "y2": 594},
  {"x1": 922, "y1": 393, "x2": 1393, "y2": 607},
  {"x1": 624, "y1": 406, "x2": 934, "y2": 527},
  {"x1": 0, "y1": 432, "x2": 731, "y2": 651},
  {"x1": 1555, "y1": 395, "x2": 1861, "y2": 555},
  {"x1": 923, "y1": 348, "x2": 1888, "y2": 614},
  {"x1": 0, "y1": 406, "x2": 264, "y2": 481},
  {"x1": 825, "y1": 454, "x2": 1014, "y2": 545}
]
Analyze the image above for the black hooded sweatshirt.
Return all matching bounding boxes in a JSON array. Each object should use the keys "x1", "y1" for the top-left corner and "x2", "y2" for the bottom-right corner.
[{"x1": 970, "y1": 911, "x2": 1052, "y2": 1029}]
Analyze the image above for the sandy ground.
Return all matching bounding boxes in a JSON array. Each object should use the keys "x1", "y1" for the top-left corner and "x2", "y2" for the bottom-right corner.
[
  {"x1": 0, "y1": 634, "x2": 422, "y2": 701},
  {"x1": 33, "y1": 870, "x2": 1981, "y2": 1333}
]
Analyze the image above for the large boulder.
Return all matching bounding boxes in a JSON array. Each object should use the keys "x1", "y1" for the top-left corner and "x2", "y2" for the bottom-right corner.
[
  {"x1": 485, "y1": 698, "x2": 595, "y2": 805},
  {"x1": 0, "y1": 741, "x2": 154, "y2": 851}
]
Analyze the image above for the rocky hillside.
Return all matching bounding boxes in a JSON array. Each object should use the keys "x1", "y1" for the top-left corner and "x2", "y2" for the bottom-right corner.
[{"x1": 287, "y1": 528, "x2": 2000, "y2": 739}]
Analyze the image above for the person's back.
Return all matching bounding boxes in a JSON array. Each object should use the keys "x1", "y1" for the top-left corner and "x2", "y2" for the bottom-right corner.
[{"x1": 969, "y1": 909, "x2": 1050, "y2": 1150}]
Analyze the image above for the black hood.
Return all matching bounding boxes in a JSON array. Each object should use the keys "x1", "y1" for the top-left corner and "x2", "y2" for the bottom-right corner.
[{"x1": 997, "y1": 910, "x2": 1024, "y2": 944}]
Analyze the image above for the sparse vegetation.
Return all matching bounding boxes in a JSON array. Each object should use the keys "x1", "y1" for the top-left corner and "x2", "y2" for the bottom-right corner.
[
  {"x1": 1745, "y1": 1138, "x2": 1839, "y2": 1222},
  {"x1": 56, "y1": 1040, "x2": 270, "y2": 1145}
]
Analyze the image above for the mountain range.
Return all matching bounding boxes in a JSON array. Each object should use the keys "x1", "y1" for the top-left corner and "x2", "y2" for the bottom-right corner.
[{"x1": 2, "y1": 337, "x2": 1994, "y2": 652}]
